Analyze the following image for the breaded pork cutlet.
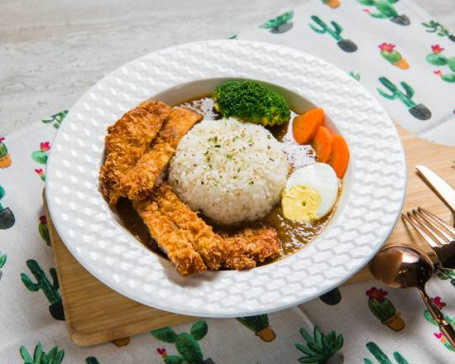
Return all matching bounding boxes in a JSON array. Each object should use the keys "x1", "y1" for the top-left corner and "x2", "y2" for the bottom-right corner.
[
  {"x1": 133, "y1": 199, "x2": 206, "y2": 277},
  {"x1": 153, "y1": 184, "x2": 224, "y2": 270},
  {"x1": 136, "y1": 186, "x2": 280, "y2": 275},
  {"x1": 99, "y1": 100, "x2": 170, "y2": 204},
  {"x1": 154, "y1": 184, "x2": 280, "y2": 271},
  {"x1": 220, "y1": 227, "x2": 280, "y2": 270},
  {"x1": 121, "y1": 108, "x2": 202, "y2": 201}
]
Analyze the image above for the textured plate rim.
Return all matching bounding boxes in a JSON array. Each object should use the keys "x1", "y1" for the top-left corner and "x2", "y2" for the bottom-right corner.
[{"x1": 46, "y1": 40, "x2": 406, "y2": 317}]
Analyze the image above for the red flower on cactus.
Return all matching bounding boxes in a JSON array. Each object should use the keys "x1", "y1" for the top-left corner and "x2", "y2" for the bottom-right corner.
[
  {"x1": 363, "y1": 8, "x2": 370, "y2": 13},
  {"x1": 0, "y1": 137, "x2": 4, "y2": 142},
  {"x1": 40, "y1": 142, "x2": 51, "y2": 152},
  {"x1": 39, "y1": 215, "x2": 47, "y2": 224},
  {"x1": 432, "y1": 296, "x2": 446, "y2": 309},
  {"x1": 156, "y1": 348, "x2": 167, "y2": 358},
  {"x1": 434, "y1": 332, "x2": 443, "y2": 339},
  {"x1": 35, "y1": 168, "x2": 44, "y2": 176},
  {"x1": 379, "y1": 43, "x2": 395, "y2": 52},
  {"x1": 431, "y1": 45, "x2": 444, "y2": 54},
  {"x1": 366, "y1": 287, "x2": 388, "y2": 302},
  {"x1": 434, "y1": 70, "x2": 444, "y2": 76}
]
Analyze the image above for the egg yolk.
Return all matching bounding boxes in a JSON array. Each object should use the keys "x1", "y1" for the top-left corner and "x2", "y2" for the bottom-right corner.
[{"x1": 282, "y1": 185, "x2": 321, "y2": 221}]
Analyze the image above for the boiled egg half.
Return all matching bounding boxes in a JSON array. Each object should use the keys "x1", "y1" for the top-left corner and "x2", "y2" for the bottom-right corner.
[{"x1": 282, "y1": 163, "x2": 339, "y2": 221}]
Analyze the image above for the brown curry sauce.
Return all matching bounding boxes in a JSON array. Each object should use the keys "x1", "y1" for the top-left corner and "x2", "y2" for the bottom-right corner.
[{"x1": 116, "y1": 96, "x2": 339, "y2": 264}]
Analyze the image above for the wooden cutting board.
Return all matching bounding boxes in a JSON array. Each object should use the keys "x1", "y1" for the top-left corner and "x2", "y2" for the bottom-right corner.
[
  {"x1": 45, "y1": 125, "x2": 455, "y2": 346},
  {"x1": 44, "y1": 199, "x2": 195, "y2": 347}
]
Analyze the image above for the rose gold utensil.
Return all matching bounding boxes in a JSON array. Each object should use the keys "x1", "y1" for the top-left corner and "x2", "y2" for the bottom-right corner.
[
  {"x1": 370, "y1": 245, "x2": 455, "y2": 347},
  {"x1": 416, "y1": 165, "x2": 455, "y2": 225},
  {"x1": 402, "y1": 207, "x2": 455, "y2": 269}
]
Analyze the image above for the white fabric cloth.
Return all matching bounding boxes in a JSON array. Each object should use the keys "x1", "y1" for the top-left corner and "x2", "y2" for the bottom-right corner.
[{"x1": 239, "y1": 0, "x2": 455, "y2": 146}]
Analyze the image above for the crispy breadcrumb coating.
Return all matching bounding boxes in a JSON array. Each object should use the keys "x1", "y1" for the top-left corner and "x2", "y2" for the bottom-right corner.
[
  {"x1": 133, "y1": 198, "x2": 206, "y2": 277},
  {"x1": 99, "y1": 100, "x2": 170, "y2": 204},
  {"x1": 121, "y1": 107, "x2": 202, "y2": 201}
]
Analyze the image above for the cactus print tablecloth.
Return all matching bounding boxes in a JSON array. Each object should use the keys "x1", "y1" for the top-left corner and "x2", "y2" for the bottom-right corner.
[
  {"x1": 238, "y1": 0, "x2": 455, "y2": 147},
  {"x1": 2, "y1": 0, "x2": 455, "y2": 363}
]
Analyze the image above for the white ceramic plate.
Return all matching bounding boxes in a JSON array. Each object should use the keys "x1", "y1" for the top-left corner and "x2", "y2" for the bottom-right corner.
[{"x1": 46, "y1": 40, "x2": 406, "y2": 317}]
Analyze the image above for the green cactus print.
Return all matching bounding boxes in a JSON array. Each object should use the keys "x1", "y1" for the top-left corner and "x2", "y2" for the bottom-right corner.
[
  {"x1": 436, "y1": 267, "x2": 455, "y2": 287},
  {"x1": 0, "y1": 252, "x2": 7, "y2": 281},
  {"x1": 423, "y1": 309, "x2": 455, "y2": 327},
  {"x1": 422, "y1": 20, "x2": 455, "y2": 43},
  {"x1": 321, "y1": 0, "x2": 341, "y2": 9},
  {"x1": 86, "y1": 357, "x2": 100, "y2": 364},
  {"x1": 309, "y1": 16, "x2": 357, "y2": 52},
  {"x1": 0, "y1": 184, "x2": 15, "y2": 229},
  {"x1": 236, "y1": 314, "x2": 276, "y2": 342},
  {"x1": 151, "y1": 321, "x2": 214, "y2": 364},
  {"x1": 38, "y1": 215, "x2": 51, "y2": 246},
  {"x1": 228, "y1": 35, "x2": 237, "y2": 39},
  {"x1": 422, "y1": 296, "x2": 455, "y2": 351},
  {"x1": 31, "y1": 142, "x2": 50, "y2": 165},
  {"x1": 42, "y1": 110, "x2": 68, "y2": 129},
  {"x1": 32, "y1": 142, "x2": 50, "y2": 181},
  {"x1": 20, "y1": 343, "x2": 65, "y2": 364},
  {"x1": 379, "y1": 43, "x2": 409, "y2": 69},
  {"x1": 434, "y1": 332, "x2": 455, "y2": 352},
  {"x1": 0, "y1": 137, "x2": 8, "y2": 158},
  {"x1": 0, "y1": 252, "x2": 6, "y2": 268},
  {"x1": 369, "y1": 298, "x2": 395, "y2": 321},
  {"x1": 357, "y1": 0, "x2": 410, "y2": 26},
  {"x1": 377, "y1": 77, "x2": 432, "y2": 120},
  {"x1": 426, "y1": 45, "x2": 455, "y2": 83},
  {"x1": 364, "y1": 342, "x2": 409, "y2": 364},
  {"x1": 348, "y1": 71, "x2": 361, "y2": 81},
  {"x1": 21, "y1": 259, "x2": 64, "y2": 321},
  {"x1": 0, "y1": 136, "x2": 12, "y2": 168},
  {"x1": 259, "y1": 11, "x2": 294, "y2": 34},
  {"x1": 296, "y1": 325, "x2": 344, "y2": 363},
  {"x1": 366, "y1": 287, "x2": 405, "y2": 331}
]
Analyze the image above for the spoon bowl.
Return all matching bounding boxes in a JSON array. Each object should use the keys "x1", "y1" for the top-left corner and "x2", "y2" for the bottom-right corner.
[{"x1": 369, "y1": 245, "x2": 433, "y2": 289}]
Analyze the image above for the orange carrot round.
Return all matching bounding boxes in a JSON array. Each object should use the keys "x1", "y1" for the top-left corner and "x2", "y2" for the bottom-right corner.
[
  {"x1": 292, "y1": 108, "x2": 324, "y2": 145},
  {"x1": 312, "y1": 126, "x2": 333, "y2": 163},
  {"x1": 330, "y1": 135, "x2": 350, "y2": 178}
]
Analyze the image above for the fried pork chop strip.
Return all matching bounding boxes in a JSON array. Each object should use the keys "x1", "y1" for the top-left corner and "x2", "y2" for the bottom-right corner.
[
  {"x1": 121, "y1": 107, "x2": 203, "y2": 201},
  {"x1": 133, "y1": 199, "x2": 206, "y2": 277},
  {"x1": 153, "y1": 184, "x2": 224, "y2": 270},
  {"x1": 99, "y1": 100, "x2": 171, "y2": 204},
  {"x1": 220, "y1": 227, "x2": 281, "y2": 270},
  {"x1": 154, "y1": 184, "x2": 280, "y2": 271}
]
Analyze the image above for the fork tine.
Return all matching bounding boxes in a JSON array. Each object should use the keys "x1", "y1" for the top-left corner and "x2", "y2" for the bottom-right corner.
[
  {"x1": 402, "y1": 212, "x2": 442, "y2": 248},
  {"x1": 410, "y1": 210, "x2": 448, "y2": 245},
  {"x1": 418, "y1": 207, "x2": 455, "y2": 238},
  {"x1": 414, "y1": 209, "x2": 453, "y2": 242}
]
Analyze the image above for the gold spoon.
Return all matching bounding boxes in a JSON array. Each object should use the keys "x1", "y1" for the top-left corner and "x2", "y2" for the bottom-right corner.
[{"x1": 370, "y1": 245, "x2": 455, "y2": 347}]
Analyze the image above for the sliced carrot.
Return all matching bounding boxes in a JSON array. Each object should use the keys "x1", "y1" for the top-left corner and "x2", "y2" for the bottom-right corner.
[
  {"x1": 292, "y1": 108, "x2": 324, "y2": 145},
  {"x1": 330, "y1": 135, "x2": 350, "y2": 178},
  {"x1": 312, "y1": 126, "x2": 333, "y2": 163}
]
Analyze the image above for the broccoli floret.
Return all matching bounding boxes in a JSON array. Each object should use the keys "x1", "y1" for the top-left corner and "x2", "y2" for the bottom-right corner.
[{"x1": 211, "y1": 80, "x2": 290, "y2": 126}]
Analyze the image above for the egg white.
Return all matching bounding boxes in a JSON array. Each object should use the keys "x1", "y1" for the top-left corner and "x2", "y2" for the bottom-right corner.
[{"x1": 286, "y1": 163, "x2": 339, "y2": 217}]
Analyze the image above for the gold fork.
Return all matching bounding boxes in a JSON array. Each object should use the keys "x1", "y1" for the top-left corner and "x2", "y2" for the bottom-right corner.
[{"x1": 402, "y1": 207, "x2": 455, "y2": 269}]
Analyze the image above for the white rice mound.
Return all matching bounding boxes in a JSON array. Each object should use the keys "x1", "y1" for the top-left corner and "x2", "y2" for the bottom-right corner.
[{"x1": 169, "y1": 118, "x2": 289, "y2": 225}]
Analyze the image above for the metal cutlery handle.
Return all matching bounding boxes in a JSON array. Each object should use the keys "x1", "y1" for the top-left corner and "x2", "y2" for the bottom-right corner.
[
  {"x1": 420, "y1": 287, "x2": 455, "y2": 348},
  {"x1": 416, "y1": 165, "x2": 455, "y2": 214}
]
